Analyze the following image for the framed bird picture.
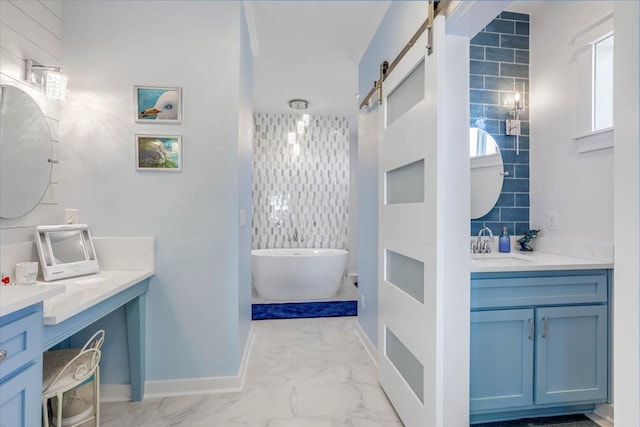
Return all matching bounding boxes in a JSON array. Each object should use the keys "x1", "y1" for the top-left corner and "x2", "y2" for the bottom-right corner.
[
  {"x1": 135, "y1": 134, "x2": 182, "y2": 171},
  {"x1": 135, "y1": 86, "x2": 182, "y2": 124}
]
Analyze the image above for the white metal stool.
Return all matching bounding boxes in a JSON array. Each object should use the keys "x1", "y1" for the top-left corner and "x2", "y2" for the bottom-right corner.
[{"x1": 42, "y1": 330, "x2": 104, "y2": 427}]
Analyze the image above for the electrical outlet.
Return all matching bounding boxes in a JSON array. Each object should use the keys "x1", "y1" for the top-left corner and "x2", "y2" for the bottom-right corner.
[
  {"x1": 360, "y1": 294, "x2": 365, "y2": 310},
  {"x1": 546, "y1": 212, "x2": 558, "y2": 230},
  {"x1": 64, "y1": 209, "x2": 79, "y2": 224}
]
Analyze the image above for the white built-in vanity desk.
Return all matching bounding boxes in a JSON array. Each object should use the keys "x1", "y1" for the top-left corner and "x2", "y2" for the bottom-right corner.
[
  {"x1": 470, "y1": 247, "x2": 613, "y2": 424},
  {"x1": 0, "y1": 238, "x2": 154, "y2": 427}
]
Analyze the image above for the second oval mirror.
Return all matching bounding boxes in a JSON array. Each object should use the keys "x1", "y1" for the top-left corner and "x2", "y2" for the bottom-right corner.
[
  {"x1": 0, "y1": 85, "x2": 53, "y2": 218},
  {"x1": 470, "y1": 127, "x2": 504, "y2": 219}
]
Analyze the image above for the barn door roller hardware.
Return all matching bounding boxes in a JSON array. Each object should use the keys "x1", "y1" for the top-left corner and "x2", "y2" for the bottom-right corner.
[{"x1": 359, "y1": 1, "x2": 440, "y2": 110}]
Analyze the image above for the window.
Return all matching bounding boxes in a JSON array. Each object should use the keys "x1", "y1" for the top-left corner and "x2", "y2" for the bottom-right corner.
[
  {"x1": 572, "y1": 14, "x2": 614, "y2": 152},
  {"x1": 593, "y1": 34, "x2": 614, "y2": 130}
]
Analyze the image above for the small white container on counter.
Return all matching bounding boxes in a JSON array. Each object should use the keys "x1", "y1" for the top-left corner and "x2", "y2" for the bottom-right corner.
[{"x1": 15, "y1": 262, "x2": 39, "y2": 285}]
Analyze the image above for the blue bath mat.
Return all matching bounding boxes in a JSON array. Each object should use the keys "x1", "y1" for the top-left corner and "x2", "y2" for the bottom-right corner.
[{"x1": 252, "y1": 301, "x2": 357, "y2": 320}]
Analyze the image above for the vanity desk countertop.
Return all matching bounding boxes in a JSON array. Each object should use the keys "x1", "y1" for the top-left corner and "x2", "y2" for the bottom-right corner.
[
  {"x1": 0, "y1": 284, "x2": 65, "y2": 317},
  {"x1": 42, "y1": 269, "x2": 153, "y2": 325},
  {"x1": 471, "y1": 250, "x2": 613, "y2": 273}
]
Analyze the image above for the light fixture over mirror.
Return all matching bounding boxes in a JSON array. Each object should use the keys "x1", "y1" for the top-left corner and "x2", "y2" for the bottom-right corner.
[{"x1": 25, "y1": 59, "x2": 69, "y2": 100}]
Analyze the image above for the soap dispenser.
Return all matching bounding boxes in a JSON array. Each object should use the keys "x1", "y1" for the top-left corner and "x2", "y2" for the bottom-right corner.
[{"x1": 499, "y1": 227, "x2": 511, "y2": 253}]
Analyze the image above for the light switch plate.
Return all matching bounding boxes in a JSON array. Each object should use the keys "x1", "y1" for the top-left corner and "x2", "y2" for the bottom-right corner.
[{"x1": 239, "y1": 209, "x2": 247, "y2": 227}]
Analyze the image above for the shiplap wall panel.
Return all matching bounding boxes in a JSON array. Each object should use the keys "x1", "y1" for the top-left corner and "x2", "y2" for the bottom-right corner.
[
  {"x1": 9, "y1": 0, "x2": 62, "y2": 37},
  {"x1": 0, "y1": 1, "x2": 61, "y2": 59},
  {"x1": 0, "y1": 0, "x2": 62, "y2": 244},
  {"x1": 0, "y1": 24, "x2": 61, "y2": 69},
  {"x1": 40, "y1": 0, "x2": 62, "y2": 19}
]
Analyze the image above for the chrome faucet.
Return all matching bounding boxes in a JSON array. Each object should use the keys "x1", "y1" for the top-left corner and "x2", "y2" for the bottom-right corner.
[
  {"x1": 289, "y1": 228, "x2": 304, "y2": 243},
  {"x1": 472, "y1": 225, "x2": 494, "y2": 253}
]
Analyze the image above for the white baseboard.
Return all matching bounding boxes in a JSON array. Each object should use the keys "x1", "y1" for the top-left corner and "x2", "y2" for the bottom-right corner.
[
  {"x1": 355, "y1": 320, "x2": 378, "y2": 367},
  {"x1": 594, "y1": 403, "x2": 614, "y2": 424},
  {"x1": 100, "y1": 384, "x2": 131, "y2": 402},
  {"x1": 101, "y1": 326, "x2": 255, "y2": 401}
]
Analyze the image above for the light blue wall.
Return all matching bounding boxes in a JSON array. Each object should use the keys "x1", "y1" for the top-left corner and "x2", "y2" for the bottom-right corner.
[
  {"x1": 61, "y1": 1, "x2": 251, "y2": 384},
  {"x1": 357, "y1": 2, "x2": 428, "y2": 346},
  {"x1": 237, "y1": 4, "x2": 254, "y2": 365}
]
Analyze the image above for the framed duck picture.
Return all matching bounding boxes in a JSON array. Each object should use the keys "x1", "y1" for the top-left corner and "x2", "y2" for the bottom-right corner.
[
  {"x1": 136, "y1": 134, "x2": 182, "y2": 171},
  {"x1": 135, "y1": 86, "x2": 182, "y2": 124}
]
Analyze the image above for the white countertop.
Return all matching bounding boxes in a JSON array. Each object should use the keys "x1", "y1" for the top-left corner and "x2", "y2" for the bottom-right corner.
[
  {"x1": 0, "y1": 284, "x2": 66, "y2": 317},
  {"x1": 41, "y1": 270, "x2": 153, "y2": 325},
  {"x1": 471, "y1": 251, "x2": 613, "y2": 273}
]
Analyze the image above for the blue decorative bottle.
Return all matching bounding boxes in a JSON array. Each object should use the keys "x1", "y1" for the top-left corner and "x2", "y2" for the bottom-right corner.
[{"x1": 499, "y1": 227, "x2": 511, "y2": 253}]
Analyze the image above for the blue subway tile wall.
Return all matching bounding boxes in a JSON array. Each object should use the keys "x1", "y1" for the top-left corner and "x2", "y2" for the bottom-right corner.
[{"x1": 470, "y1": 11, "x2": 530, "y2": 236}]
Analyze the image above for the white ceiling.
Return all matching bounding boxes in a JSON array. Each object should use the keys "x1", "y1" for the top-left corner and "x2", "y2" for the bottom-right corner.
[{"x1": 247, "y1": 1, "x2": 390, "y2": 117}]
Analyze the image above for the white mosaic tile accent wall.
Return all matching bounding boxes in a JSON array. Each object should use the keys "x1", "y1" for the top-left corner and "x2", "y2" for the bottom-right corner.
[{"x1": 253, "y1": 113, "x2": 349, "y2": 249}]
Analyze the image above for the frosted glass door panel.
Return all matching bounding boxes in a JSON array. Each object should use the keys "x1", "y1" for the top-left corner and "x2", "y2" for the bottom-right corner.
[
  {"x1": 386, "y1": 250, "x2": 424, "y2": 303},
  {"x1": 386, "y1": 327, "x2": 424, "y2": 402},
  {"x1": 387, "y1": 60, "x2": 425, "y2": 126},
  {"x1": 386, "y1": 159, "x2": 424, "y2": 204}
]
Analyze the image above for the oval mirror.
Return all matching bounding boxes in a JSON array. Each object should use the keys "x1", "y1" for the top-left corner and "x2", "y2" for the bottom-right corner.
[
  {"x1": 470, "y1": 127, "x2": 504, "y2": 219},
  {"x1": 0, "y1": 85, "x2": 53, "y2": 218}
]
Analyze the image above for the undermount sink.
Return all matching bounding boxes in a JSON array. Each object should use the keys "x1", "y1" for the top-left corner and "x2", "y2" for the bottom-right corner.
[{"x1": 471, "y1": 253, "x2": 534, "y2": 266}]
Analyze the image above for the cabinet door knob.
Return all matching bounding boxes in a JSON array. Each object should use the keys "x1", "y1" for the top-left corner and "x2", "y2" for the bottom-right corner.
[
  {"x1": 0, "y1": 349, "x2": 7, "y2": 362},
  {"x1": 541, "y1": 317, "x2": 549, "y2": 338},
  {"x1": 528, "y1": 318, "x2": 534, "y2": 340}
]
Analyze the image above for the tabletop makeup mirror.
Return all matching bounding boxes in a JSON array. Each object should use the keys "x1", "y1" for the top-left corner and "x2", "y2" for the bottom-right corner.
[
  {"x1": 470, "y1": 127, "x2": 504, "y2": 219},
  {"x1": 35, "y1": 224, "x2": 100, "y2": 281},
  {"x1": 0, "y1": 85, "x2": 53, "y2": 218}
]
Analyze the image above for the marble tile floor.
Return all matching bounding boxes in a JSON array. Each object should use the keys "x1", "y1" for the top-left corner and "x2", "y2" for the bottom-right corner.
[
  {"x1": 252, "y1": 281, "x2": 358, "y2": 305},
  {"x1": 100, "y1": 316, "x2": 613, "y2": 427},
  {"x1": 101, "y1": 317, "x2": 403, "y2": 426}
]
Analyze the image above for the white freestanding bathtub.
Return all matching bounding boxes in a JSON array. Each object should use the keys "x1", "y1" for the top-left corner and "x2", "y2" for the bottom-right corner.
[{"x1": 252, "y1": 248, "x2": 348, "y2": 300}]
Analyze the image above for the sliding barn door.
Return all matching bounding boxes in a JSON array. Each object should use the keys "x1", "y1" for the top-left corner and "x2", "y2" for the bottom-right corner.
[{"x1": 377, "y1": 16, "x2": 444, "y2": 427}]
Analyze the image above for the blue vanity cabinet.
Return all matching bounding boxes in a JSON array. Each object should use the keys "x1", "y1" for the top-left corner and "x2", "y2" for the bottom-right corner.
[
  {"x1": 470, "y1": 269, "x2": 610, "y2": 423},
  {"x1": 470, "y1": 309, "x2": 534, "y2": 411},
  {"x1": 0, "y1": 304, "x2": 43, "y2": 427},
  {"x1": 535, "y1": 305, "x2": 608, "y2": 404}
]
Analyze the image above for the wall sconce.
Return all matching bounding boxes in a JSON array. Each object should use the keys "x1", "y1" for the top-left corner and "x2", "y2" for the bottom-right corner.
[
  {"x1": 505, "y1": 82, "x2": 526, "y2": 154},
  {"x1": 25, "y1": 59, "x2": 69, "y2": 100}
]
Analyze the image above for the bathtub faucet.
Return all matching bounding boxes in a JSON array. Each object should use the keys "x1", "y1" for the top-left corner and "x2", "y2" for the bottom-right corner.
[{"x1": 288, "y1": 228, "x2": 304, "y2": 243}]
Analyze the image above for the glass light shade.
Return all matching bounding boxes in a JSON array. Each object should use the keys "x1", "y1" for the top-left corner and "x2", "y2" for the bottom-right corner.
[
  {"x1": 296, "y1": 120, "x2": 305, "y2": 134},
  {"x1": 302, "y1": 114, "x2": 310, "y2": 126},
  {"x1": 43, "y1": 71, "x2": 68, "y2": 100},
  {"x1": 287, "y1": 131, "x2": 296, "y2": 145},
  {"x1": 514, "y1": 82, "x2": 525, "y2": 112}
]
